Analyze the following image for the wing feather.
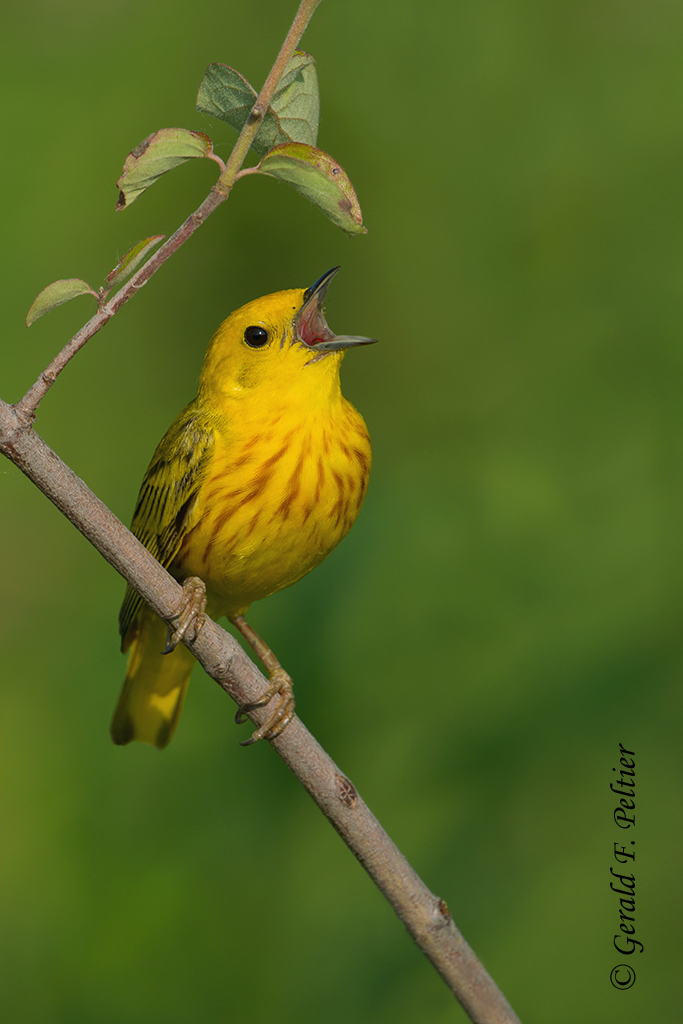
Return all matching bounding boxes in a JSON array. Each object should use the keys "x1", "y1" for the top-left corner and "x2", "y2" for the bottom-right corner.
[{"x1": 119, "y1": 402, "x2": 215, "y2": 648}]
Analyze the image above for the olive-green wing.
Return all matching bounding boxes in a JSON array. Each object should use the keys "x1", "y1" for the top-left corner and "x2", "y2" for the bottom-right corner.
[{"x1": 119, "y1": 402, "x2": 215, "y2": 649}]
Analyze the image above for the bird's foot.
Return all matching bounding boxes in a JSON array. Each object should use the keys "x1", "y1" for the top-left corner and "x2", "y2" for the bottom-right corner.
[
  {"x1": 163, "y1": 576, "x2": 207, "y2": 654},
  {"x1": 235, "y1": 667, "x2": 296, "y2": 746}
]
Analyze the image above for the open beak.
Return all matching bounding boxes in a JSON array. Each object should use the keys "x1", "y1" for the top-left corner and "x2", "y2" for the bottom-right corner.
[{"x1": 296, "y1": 267, "x2": 378, "y2": 353}]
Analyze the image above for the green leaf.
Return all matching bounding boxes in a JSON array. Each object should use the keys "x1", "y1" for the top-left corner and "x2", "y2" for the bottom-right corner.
[
  {"x1": 26, "y1": 279, "x2": 97, "y2": 327},
  {"x1": 196, "y1": 64, "x2": 256, "y2": 135},
  {"x1": 116, "y1": 128, "x2": 214, "y2": 210},
  {"x1": 196, "y1": 51, "x2": 319, "y2": 157},
  {"x1": 106, "y1": 236, "x2": 166, "y2": 290},
  {"x1": 257, "y1": 143, "x2": 367, "y2": 236},
  {"x1": 266, "y1": 51, "x2": 319, "y2": 152}
]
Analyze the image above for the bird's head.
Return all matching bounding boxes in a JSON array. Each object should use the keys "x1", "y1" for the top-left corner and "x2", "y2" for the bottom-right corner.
[{"x1": 199, "y1": 268, "x2": 376, "y2": 405}]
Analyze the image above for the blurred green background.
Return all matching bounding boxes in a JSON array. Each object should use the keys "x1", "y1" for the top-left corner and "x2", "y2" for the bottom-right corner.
[{"x1": 1, "y1": 0, "x2": 680, "y2": 1020}]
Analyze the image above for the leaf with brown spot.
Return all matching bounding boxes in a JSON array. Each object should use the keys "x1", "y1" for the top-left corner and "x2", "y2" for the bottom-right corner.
[
  {"x1": 116, "y1": 129, "x2": 215, "y2": 210},
  {"x1": 256, "y1": 143, "x2": 366, "y2": 236}
]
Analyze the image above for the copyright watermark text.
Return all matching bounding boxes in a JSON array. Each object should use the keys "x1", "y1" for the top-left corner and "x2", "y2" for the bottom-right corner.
[{"x1": 609, "y1": 742, "x2": 642, "y2": 990}]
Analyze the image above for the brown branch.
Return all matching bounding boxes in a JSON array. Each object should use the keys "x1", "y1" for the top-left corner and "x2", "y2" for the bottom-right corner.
[{"x1": 0, "y1": 400, "x2": 523, "y2": 1024}]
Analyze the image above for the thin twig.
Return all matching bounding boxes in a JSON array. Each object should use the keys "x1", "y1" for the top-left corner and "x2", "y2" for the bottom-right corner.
[
  {"x1": 217, "y1": 0, "x2": 323, "y2": 192},
  {"x1": 0, "y1": 398, "x2": 523, "y2": 1024},
  {"x1": 14, "y1": 190, "x2": 225, "y2": 425},
  {"x1": 14, "y1": 0, "x2": 324, "y2": 426}
]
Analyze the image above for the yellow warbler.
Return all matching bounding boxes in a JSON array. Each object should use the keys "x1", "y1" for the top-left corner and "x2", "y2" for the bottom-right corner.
[{"x1": 111, "y1": 268, "x2": 375, "y2": 749}]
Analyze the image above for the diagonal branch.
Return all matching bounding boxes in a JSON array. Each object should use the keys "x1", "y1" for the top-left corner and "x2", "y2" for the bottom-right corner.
[
  {"x1": 14, "y1": 189, "x2": 226, "y2": 426},
  {"x1": 0, "y1": 405, "x2": 522, "y2": 1024}
]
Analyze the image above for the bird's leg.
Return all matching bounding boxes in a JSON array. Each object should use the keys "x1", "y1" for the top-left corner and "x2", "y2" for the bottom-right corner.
[
  {"x1": 230, "y1": 614, "x2": 296, "y2": 745},
  {"x1": 162, "y1": 576, "x2": 207, "y2": 654}
]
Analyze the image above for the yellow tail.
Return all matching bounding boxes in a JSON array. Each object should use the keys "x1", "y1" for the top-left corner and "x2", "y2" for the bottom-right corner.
[{"x1": 111, "y1": 606, "x2": 195, "y2": 749}]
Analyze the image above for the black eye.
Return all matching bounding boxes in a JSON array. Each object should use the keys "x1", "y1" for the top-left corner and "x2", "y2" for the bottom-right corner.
[{"x1": 244, "y1": 325, "x2": 270, "y2": 348}]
